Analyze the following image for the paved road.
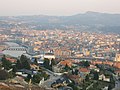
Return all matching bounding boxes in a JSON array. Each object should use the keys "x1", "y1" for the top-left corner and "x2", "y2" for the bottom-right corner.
[
  {"x1": 40, "y1": 67, "x2": 62, "y2": 89},
  {"x1": 114, "y1": 81, "x2": 120, "y2": 90}
]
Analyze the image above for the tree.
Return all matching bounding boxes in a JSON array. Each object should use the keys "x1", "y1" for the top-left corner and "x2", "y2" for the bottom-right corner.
[
  {"x1": 75, "y1": 69, "x2": 79, "y2": 75},
  {"x1": 93, "y1": 71, "x2": 99, "y2": 80},
  {"x1": 85, "y1": 74, "x2": 89, "y2": 81},
  {"x1": 64, "y1": 64, "x2": 70, "y2": 72},
  {"x1": 83, "y1": 61, "x2": 90, "y2": 67},
  {"x1": 0, "y1": 70, "x2": 9, "y2": 80},
  {"x1": 34, "y1": 58, "x2": 38, "y2": 65},
  {"x1": 20, "y1": 55, "x2": 31, "y2": 70},
  {"x1": 32, "y1": 74, "x2": 42, "y2": 83},
  {"x1": 43, "y1": 58, "x2": 50, "y2": 69},
  {"x1": 1, "y1": 55, "x2": 12, "y2": 70},
  {"x1": 12, "y1": 65, "x2": 17, "y2": 73},
  {"x1": 25, "y1": 74, "x2": 32, "y2": 82},
  {"x1": 110, "y1": 75, "x2": 115, "y2": 87},
  {"x1": 51, "y1": 59, "x2": 56, "y2": 66},
  {"x1": 108, "y1": 84, "x2": 114, "y2": 90},
  {"x1": 16, "y1": 59, "x2": 22, "y2": 69}
]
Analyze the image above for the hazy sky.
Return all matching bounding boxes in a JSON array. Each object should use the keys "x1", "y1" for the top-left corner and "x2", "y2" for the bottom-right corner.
[{"x1": 0, "y1": 0, "x2": 120, "y2": 16}]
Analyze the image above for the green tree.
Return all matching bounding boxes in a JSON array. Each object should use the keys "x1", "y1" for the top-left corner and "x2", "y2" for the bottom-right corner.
[
  {"x1": 34, "y1": 58, "x2": 38, "y2": 65},
  {"x1": 51, "y1": 59, "x2": 56, "y2": 66},
  {"x1": 108, "y1": 84, "x2": 114, "y2": 90},
  {"x1": 1, "y1": 55, "x2": 12, "y2": 70},
  {"x1": 32, "y1": 74, "x2": 42, "y2": 83},
  {"x1": 83, "y1": 61, "x2": 90, "y2": 67},
  {"x1": 43, "y1": 58, "x2": 50, "y2": 69},
  {"x1": 0, "y1": 70, "x2": 9, "y2": 80},
  {"x1": 110, "y1": 75, "x2": 115, "y2": 87},
  {"x1": 12, "y1": 65, "x2": 17, "y2": 73},
  {"x1": 42, "y1": 72, "x2": 49, "y2": 80},
  {"x1": 16, "y1": 59, "x2": 22, "y2": 69},
  {"x1": 25, "y1": 74, "x2": 32, "y2": 82},
  {"x1": 85, "y1": 74, "x2": 89, "y2": 81},
  {"x1": 64, "y1": 64, "x2": 70, "y2": 72},
  {"x1": 20, "y1": 55, "x2": 30, "y2": 70},
  {"x1": 93, "y1": 71, "x2": 99, "y2": 80}
]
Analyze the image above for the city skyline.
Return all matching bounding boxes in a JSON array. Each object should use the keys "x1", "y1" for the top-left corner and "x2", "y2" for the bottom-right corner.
[{"x1": 0, "y1": 0, "x2": 120, "y2": 16}]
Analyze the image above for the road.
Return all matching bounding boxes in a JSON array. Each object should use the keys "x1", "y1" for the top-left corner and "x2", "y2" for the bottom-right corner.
[
  {"x1": 112, "y1": 74, "x2": 120, "y2": 90},
  {"x1": 114, "y1": 81, "x2": 120, "y2": 90},
  {"x1": 40, "y1": 67, "x2": 62, "y2": 89}
]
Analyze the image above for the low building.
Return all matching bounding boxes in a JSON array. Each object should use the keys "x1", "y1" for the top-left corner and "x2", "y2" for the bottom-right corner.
[
  {"x1": 54, "y1": 48, "x2": 71, "y2": 57},
  {"x1": 59, "y1": 59, "x2": 75, "y2": 67},
  {"x1": 3, "y1": 47, "x2": 27, "y2": 58},
  {"x1": 99, "y1": 74, "x2": 110, "y2": 82},
  {"x1": 68, "y1": 74, "x2": 83, "y2": 84},
  {"x1": 16, "y1": 69, "x2": 37, "y2": 78},
  {"x1": 79, "y1": 68, "x2": 90, "y2": 78},
  {"x1": 6, "y1": 58, "x2": 16, "y2": 63},
  {"x1": 114, "y1": 54, "x2": 120, "y2": 62},
  {"x1": 44, "y1": 53, "x2": 55, "y2": 60}
]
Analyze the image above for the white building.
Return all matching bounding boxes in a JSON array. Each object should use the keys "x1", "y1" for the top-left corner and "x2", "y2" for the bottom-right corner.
[{"x1": 3, "y1": 46, "x2": 27, "y2": 58}]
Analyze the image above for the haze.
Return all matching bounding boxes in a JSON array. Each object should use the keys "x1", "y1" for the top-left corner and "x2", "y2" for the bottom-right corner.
[{"x1": 0, "y1": 0, "x2": 120, "y2": 16}]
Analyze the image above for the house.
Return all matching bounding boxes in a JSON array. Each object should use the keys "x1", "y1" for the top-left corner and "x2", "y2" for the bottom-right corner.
[
  {"x1": 44, "y1": 53, "x2": 55, "y2": 60},
  {"x1": 89, "y1": 65, "x2": 100, "y2": 72},
  {"x1": 79, "y1": 68, "x2": 90, "y2": 74},
  {"x1": 79, "y1": 68, "x2": 90, "y2": 78},
  {"x1": 99, "y1": 74, "x2": 110, "y2": 82},
  {"x1": 32, "y1": 53, "x2": 55, "y2": 60},
  {"x1": 51, "y1": 78, "x2": 72, "y2": 88},
  {"x1": 68, "y1": 74, "x2": 83, "y2": 84},
  {"x1": 54, "y1": 48, "x2": 71, "y2": 57},
  {"x1": 6, "y1": 58, "x2": 16, "y2": 63},
  {"x1": 16, "y1": 69, "x2": 37, "y2": 77},
  {"x1": 114, "y1": 54, "x2": 120, "y2": 62},
  {"x1": 113, "y1": 62, "x2": 120, "y2": 69},
  {"x1": 59, "y1": 59, "x2": 75, "y2": 67}
]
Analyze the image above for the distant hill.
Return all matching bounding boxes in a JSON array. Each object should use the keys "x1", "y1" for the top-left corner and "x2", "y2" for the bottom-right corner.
[{"x1": 0, "y1": 11, "x2": 120, "y2": 34}]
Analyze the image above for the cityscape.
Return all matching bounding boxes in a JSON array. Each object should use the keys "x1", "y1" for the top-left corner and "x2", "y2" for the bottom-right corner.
[{"x1": 0, "y1": 0, "x2": 120, "y2": 90}]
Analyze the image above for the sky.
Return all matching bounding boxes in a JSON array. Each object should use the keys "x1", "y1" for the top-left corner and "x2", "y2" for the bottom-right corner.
[{"x1": 0, "y1": 0, "x2": 120, "y2": 16}]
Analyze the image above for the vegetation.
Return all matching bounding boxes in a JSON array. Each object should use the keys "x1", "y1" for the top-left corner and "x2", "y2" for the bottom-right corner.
[
  {"x1": 43, "y1": 58, "x2": 51, "y2": 70},
  {"x1": 1, "y1": 55, "x2": 12, "y2": 70},
  {"x1": 32, "y1": 74, "x2": 42, "y2": 83},
  {"x1": 15, "y1": 55, "x2": 31, "y2": 70},
  {"x1": 85, "y1": 74, "x2": 90, "y2": 81},
  {"x1": 81, "y1": 61, "x2": 90, "y2": 68},
  {"x1": 93, "y1": 71, "x2": 99, "y2": 80},
  {"x1": 0, "y1": 70, "x2": 9, "y2": 80},
  {"x1": 20, "y1": 55, "x2": 31, "y2": 69},
  {"x1": 64, "y1": 64, "x2": 71, "y2": 72},
  {"x1": 89, "y1": 81, "x2": 111, "y2": 90},
  {"x1": 43, "y1": 58, "x2": 56, "y2": 71}
]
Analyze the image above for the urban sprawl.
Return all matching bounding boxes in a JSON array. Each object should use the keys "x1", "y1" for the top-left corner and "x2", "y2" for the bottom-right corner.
[{"x1": 0, "y1": 29, "x2": 120, "y2": 90}]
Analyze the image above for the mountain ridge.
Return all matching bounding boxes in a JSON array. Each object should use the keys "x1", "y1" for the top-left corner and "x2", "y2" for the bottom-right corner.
[{"x1": 0, "y1": 11, "x2": 120, "y2": 34}]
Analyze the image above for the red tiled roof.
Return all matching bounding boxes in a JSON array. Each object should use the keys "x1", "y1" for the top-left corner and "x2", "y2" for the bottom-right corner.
[
  {"x1": 79, "y1": 68, "x2": 90, "y2": 73},
  {"x1": 113, "y1": 62, "x2": 120, "y2": 68},
  {"x1": 6, "y1": 58, "x2": 16, "y2": 63},
  {"x1": 69, "y1": 75, "x2": 80, "y2": 79},
  {"x1": 115, "y1": 70, "x2": 120, "y2": 73},
  {"x1": 60, "y1": 60, "x2": 74, "y2": 67}
]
